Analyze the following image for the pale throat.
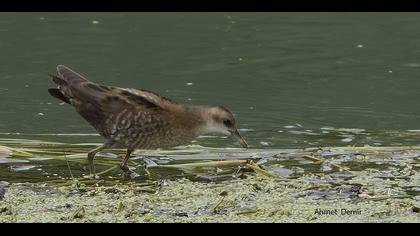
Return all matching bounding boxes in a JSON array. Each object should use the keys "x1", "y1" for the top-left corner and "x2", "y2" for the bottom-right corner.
[{"x1": 200, "y1": 123, "x2": 230, "y2": 136}]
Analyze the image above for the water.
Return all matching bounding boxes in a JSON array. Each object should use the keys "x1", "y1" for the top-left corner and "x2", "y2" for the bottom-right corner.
[{"x1": 1, "y1": 12, "x2": 420, "y2": 149}]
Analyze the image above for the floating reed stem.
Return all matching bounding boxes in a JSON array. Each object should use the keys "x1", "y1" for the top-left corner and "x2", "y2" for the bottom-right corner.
[
  {"x1": 157, "y1": 159, "x2": 248, "y2": 169},
  {"x1": 246, "y1": 160, "x2": 279, "y2": 178},
  {"x1": 303, "y1": 155, "x2": 324, "y2": 163},
  {"x1": 303, "y1": 155, "x2": 350, "y2": 171},
  {"x1": 96, "y1": 165, "x2": 119, "y2": 176}
]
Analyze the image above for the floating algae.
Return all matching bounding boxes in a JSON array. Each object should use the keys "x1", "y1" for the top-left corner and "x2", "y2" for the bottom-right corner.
[
  {"x1": 0, "y1": 138, "x2": 419, "y2": 222},
  {"x1": 0, "y1": 173, "x2": 419, "y2": 222}
]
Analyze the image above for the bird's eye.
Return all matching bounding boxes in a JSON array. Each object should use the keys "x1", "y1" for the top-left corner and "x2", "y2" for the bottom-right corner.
[{"x1": 223, "y1": 118, "x2": 232, "y2": 127}]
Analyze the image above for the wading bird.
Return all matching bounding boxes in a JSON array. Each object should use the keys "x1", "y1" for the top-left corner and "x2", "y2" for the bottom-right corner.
[{"x1": 48, "y1": 65, "x2": 248, "y2": 178}]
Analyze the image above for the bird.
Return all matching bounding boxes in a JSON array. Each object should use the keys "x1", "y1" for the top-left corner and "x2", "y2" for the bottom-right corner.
[{"x1": 48, "y1": 65, "x2": 248, "y2": 178}]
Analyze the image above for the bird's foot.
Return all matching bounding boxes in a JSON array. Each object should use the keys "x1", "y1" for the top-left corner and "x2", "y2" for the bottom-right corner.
[
  {"x1": 120, "y1": 163, "x2": 130, "y2": 172},
  {"x1": 120, "y1": 164, "x2": 140, "y2": 179},
  {"x1": 122, "y1": 171, "x2": 140, "y2": 179}
]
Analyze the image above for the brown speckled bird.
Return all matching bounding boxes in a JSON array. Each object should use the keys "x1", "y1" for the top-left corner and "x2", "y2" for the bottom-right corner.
[{"x1": 48, "y1": 65, "x2": 248, "y2": 178}]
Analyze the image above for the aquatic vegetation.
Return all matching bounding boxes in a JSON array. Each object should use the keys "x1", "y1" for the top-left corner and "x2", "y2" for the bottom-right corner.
[
  {"x1": 0, "y1": 137, "x2": 419, "y2": 222},
  {"x1": 0, "y1": 173, "x2": 418, "y2": 222}
]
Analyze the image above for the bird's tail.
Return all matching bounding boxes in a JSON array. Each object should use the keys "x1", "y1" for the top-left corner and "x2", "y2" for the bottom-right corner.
[
  {"x1": 48, "y1": 88, "x2": 71, "y2": 104},
  {"x1": 48, "y1": 73, "x2": 72, "y2": 104}
]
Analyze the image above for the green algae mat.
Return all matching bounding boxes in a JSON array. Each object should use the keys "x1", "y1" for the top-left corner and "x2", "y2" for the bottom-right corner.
[{"x1": 0, "y1": 138, "x2": 419, "y2": 222}]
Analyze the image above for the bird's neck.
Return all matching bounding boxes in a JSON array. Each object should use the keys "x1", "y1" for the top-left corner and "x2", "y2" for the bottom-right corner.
[{"x1": 183, "y1": 105, "x2": 213, "y2": 136}]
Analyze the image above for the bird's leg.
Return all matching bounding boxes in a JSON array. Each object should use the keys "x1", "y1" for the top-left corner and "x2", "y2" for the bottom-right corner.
[
  {"x1": 87, "y1": 144, "x2": 106, "y2": 179},
  {"x1": 120, "y1": 149, "x2": 140, "y2": 179},
  {"x1": 120, "y1": 149, "x2": 133, "y2": 173}
]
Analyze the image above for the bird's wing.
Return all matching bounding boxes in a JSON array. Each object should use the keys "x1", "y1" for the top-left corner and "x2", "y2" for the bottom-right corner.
[
  {"x1": 52, "y1": 66, "x2": 172, "y2": 137},
  {"x1": 54, "y1": 65, "x2": 166, "y2": 112},
  {"x1": 121, "y1": 87, "x2": 180, "y2": 111}
]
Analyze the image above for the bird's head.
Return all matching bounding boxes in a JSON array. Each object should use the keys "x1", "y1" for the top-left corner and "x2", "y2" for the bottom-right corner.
[{"x1": 196, "y1": 105, "x2": 248, "y2": 148}]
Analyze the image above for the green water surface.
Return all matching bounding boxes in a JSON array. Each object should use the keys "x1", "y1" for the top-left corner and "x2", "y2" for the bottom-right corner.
[{"x1": 1, "y1": 12, "x2": 420, "y2": 148}]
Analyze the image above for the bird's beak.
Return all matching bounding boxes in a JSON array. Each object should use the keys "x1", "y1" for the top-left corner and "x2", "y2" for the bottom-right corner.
[{"x1": 231, "y1": 129, "x2": 248, "y2": 148}]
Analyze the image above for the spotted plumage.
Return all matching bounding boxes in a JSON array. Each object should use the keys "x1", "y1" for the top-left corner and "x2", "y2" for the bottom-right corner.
[{"x1": 48, "y1": 65, "x2": 247, "y2": 178}]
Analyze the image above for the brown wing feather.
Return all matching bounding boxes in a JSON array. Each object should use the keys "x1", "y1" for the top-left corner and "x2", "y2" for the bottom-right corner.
[
  {"x1": 50, "y1": 65, "x2": 184, "y2": 139},
  {"x1": 123, "y1": 88, "x2": 180, "y2": 111},
  {"x1": 57, "y1": 65, "x2": 89, "y2": 85},
  {"x1": 55, "y1": 65, "x2": 168, "y2": 111}
]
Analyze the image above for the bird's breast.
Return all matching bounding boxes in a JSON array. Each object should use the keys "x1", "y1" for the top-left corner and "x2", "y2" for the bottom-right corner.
[{"x1": 103, "y1": 110, "x2": 196, "y2": 149}]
